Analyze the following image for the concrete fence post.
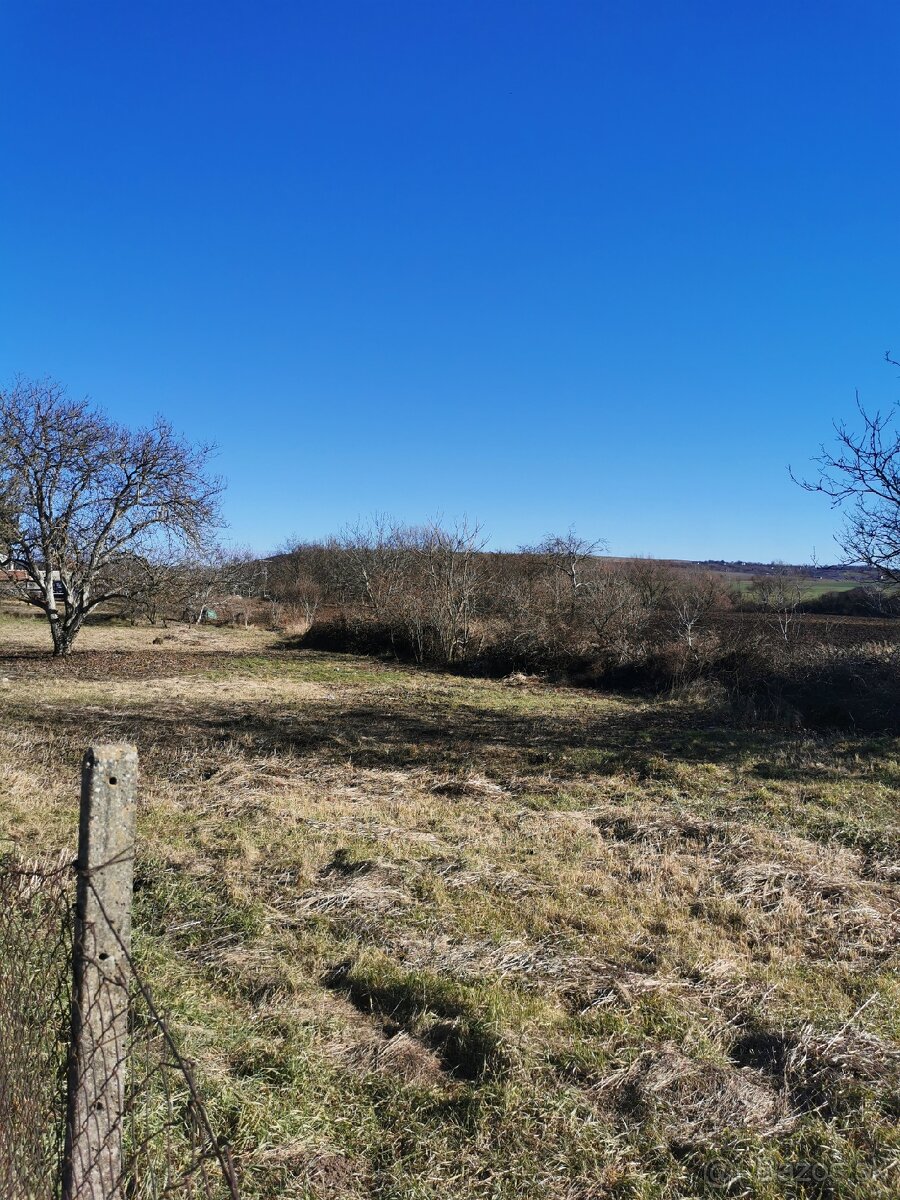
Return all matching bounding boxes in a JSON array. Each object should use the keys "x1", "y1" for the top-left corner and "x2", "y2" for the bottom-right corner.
[{"x1": 62, "y1": 745, "x2": 138, "y2": 1200}]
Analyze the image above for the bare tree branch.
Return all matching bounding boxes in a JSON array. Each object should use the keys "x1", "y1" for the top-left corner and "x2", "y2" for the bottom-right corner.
[{"x1": 792, "y1": 378, "x2": 900, "y2": 584}]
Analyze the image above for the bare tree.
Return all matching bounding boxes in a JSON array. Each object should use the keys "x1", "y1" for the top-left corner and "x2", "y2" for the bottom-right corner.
[
  {"x1": 748, "y1": 566, "x2": 804, "y2": 644},
  {"x1": 268, "y1": 538, "x2": 339, "y2": 628},
  {"x1": 585, "y1": 565, "x2": 645, "y2": 660},
  {"x1": 0, "y1": 378, "x2": 223, "y2": 654},
  {"x1": 340, "y1": 514, "x2": 411, "y2": 620},
  {"x1": 335, "y1": 515, "x2": 486, "y2": 663},
  {"x1": 415, "y1": 517, "x2": 485, "y2": 664},
  {"x1": 116, "y1": 551, "x2": 184, "y2": 626},
  {"x1": 625, "y1": 557, "x2": 676, "y2": 614},
  {"x1": 670, "y1": 571, "x2": 727, "y2": 650},
  {"x1": 522, "y1": 528, "x2": 607, "y2": 618},
  {"x1": 794, "y1": 362, "x2": 900, "y2": 583},
  {"x1": 213, "y1": 549, "x2": 269, "y2": 627}
]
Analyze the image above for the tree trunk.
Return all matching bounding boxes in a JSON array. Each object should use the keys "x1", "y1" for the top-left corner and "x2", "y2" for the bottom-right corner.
[
  {"x1": 51, "y1": 612, "x2": 85, "y2": 656},
  {"x1": 52, "y1": 627, "x2": 75, "y2": 656}
]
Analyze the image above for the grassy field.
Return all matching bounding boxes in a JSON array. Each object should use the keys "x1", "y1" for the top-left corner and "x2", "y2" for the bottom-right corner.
[
  {"x1": 725, "y1": 576, "x2": 863, "y2": 600},
  {"x1": 1, "y1": 612, "x2": 898, "y2": 1199}
]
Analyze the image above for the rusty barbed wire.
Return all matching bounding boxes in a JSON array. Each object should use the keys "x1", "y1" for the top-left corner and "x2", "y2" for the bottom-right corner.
[{"x1": 0, "y1": 852, "x2": 239, "y2": 1200}]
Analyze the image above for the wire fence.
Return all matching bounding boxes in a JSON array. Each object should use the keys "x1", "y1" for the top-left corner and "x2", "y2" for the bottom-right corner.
[
  {"x1": 0, "y1": 852, "x2": 72, "y2": 1197},
  {"x1": 0, "y1": 850, "x2": 239, "y2": 1200}
]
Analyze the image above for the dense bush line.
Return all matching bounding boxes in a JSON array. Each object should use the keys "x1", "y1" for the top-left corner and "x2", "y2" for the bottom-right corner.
[
  {"x1": 261, "y1": 523, "x2": 900, "y2": 731},
  {"x1": 93, "y1": 520, "x2": 900, "y2": 731}
]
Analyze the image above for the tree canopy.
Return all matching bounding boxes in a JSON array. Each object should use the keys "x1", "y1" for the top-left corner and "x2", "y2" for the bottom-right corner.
[{"x1": 0, "y1": 377, "x2": 223, "y2": 654}]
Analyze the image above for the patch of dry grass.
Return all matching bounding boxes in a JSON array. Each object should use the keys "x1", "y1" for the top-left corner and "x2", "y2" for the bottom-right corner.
[{"x1": 0, "y1": 612, "x2": 898, "y2": 1198}]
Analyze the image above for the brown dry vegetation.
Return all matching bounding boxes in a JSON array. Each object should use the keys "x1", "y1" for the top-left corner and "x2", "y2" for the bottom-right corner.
[{"x1": 1, "y1": 609, "x2": 898, "y2": 1199}]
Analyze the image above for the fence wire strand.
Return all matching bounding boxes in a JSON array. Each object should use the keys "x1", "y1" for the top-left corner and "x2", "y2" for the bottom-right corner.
[
  {"x1": 0, "y1": 853, "x2": 72, "y2": 1199},
  {"x1": 0, "y1": 852, "x2": 239, "y2": 1200}
]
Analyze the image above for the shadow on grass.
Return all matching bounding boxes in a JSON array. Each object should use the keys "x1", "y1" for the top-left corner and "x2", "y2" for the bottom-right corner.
[
  {"x1": 323, "y1": 958, "x2": 506, "y2": 1082},
  {"x1": 12, "y1": 680, "x2": 854, "y2": 786}
]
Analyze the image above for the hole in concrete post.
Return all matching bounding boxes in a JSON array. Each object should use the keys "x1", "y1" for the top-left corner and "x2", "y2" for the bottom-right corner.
[{"x1": 109, "y1": 776, "x2": 118, "y2": 785}]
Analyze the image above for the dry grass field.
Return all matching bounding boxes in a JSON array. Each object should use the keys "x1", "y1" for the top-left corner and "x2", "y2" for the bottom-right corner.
[{"x1": 1, "y1": 610, "x2": 898, "y2": 1199}]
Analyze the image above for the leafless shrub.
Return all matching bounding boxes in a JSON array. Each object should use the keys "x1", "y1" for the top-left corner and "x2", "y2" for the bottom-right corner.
[
  {"x1": 326, "y1": 516, "x2": 486, "y2": 664},
  {"x1": 747, "y1": 566, "x2": 804, "y2": 644},
  {"x1": 238, "y1": 518, "x2": 900, "y2": 729}
]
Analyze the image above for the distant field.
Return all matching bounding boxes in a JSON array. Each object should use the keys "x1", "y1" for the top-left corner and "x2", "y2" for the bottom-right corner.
[
  {"x1": 586, "y1": 561, "x2": 879, "y2": 602},
  {"x1": 1, "y1": 615, "x2": 897, "y2": 1199},
  {"x1": 725, "y1": 575, "x2": 864, "y2": 598}
]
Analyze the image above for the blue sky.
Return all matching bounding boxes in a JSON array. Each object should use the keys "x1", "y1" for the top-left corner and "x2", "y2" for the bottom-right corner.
[{"x1": 2, "y1": 2, "x2": 898, "y2": 561}]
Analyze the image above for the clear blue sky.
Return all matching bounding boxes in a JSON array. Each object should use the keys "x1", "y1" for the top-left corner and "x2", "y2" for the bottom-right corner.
[{"x1": 2, "y1": 2, "x2": 898, "y2": 562}]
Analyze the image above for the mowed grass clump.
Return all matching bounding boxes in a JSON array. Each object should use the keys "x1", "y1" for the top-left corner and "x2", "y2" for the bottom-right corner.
[{"x1": 0, "y1": 614, "x2": 898, "y2": 1198}]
